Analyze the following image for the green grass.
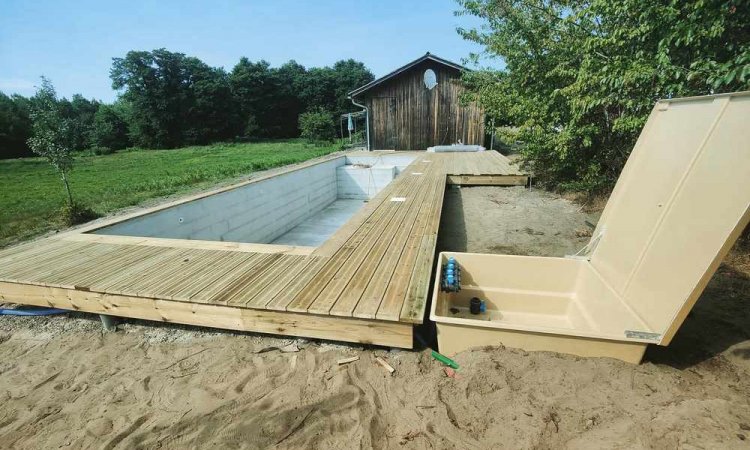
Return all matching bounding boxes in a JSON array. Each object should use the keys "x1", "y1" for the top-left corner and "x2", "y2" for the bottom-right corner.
[{"x1": 0, "y1": 140, "x2": 341, "y2": 248}]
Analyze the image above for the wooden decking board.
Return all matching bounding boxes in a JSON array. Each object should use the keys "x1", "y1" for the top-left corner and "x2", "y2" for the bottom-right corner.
[
  {"x1": 441, "y1": 151, "x2": 526, "y2": 186},
  {"x1": 0, "y1": 238, "x2": 74, "y2": 265},
  {"x1": 91, "y1": 247, "x2": 191, "y2": 293},
  {"x1": 10, "y1": 247, "x2": 115, "y2": 284},
  {"x1": 224, "y1": 254, "x2": 300, "y2": 307},
  {"x1": 377, "y1": 173, "x2": 445, "y2": 317},
  {"x1": 398, "y1": 235, "x2": 438, "y2": 323},
  {"x1": 0, "y1": 241, "x2": 91, "y2": 280},
  {"x1": 116, "y1": 249, "x2": 212, "y2": 297},
  {"x1": 307, "y1": 191, "x2": 422, "y2": 314},
  {"x1": 304, "y1": 161, "x2": 429, "y2": 315},
  {"x1": 447, "y1": 151, "x2": 523, "y2": 176},
  {"x1": 236, "y1": 255, "x2": 308, "y2": 309},
  {"x1": 367, "y1": 173, "x2": 446, "y2": 320},
  {"x1": 114, "y1": 248, "x2": 207, "y2": 296},
  {"x1": 47, "y1": 244, "x2": 164, "y2": 286},
  {"x1": 331, "y1": 169, "x2": 436, "y2": 317},
  {"x1": 208, "y1": 253, "x2": 284, "y2": 305},
  {"x1": 0, "y1": 281, "x2": 414, "y2": 348},
  {"x1": 189, "y1": 253, "x2": 276, "y2": 304},
  {"x1": 446, "y1": 174, "x2": 528, "y2": 186},
  {"x1": 0, "y1": 151, "x2": 527, "y2": 345},
  {"x1": 168, "y1": 252, "x2": 254, "y2": 301},
  {"x1": 285, "y1": 189, "x2": 407, "y2": 313},
  {"x1": 265, "y1": 257, "x2": 329, "y2": 311},
  {"x1": 151, "y1": 250, "x2": 235, "y2": 299},
  {"x1": 3, "y1": 242, "x2": 117, "y2": 284},
  {"x1": 0, "y1": 242, "x2": 81, "y2": 280},
  {"x1": 399, "y1": 164, "x2": 448, "y2": 323},
  {"x1": 63, "y1": 233, "x2": 315, "y2": 255},
  {"x1": 37, "y1": 245, "x2": 135, "y2": 287},
  {"x1": 372, "y1": 162, "x2": 446, "y2": 320}
]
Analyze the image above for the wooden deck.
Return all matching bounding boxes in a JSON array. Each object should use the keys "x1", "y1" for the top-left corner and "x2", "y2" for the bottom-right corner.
[
  {"x1": 0, "y1": 151, "x2": 526, "y2": 347},
  {"x1": 442, "y1": 151, "x2": 527, "y2": 186}
]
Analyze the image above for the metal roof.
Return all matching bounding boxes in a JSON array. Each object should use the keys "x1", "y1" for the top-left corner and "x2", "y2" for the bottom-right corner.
[{"x1": 348, "y1": 52, "x2": 467, "y2": 97}]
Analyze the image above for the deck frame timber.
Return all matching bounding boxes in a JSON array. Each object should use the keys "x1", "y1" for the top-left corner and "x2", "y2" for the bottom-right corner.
[
  {"x1": 0, "y1": 281, "x2": 413, "y2": 348},
  {"x1": 0, "y1": 150, "x2": 527, "y2": 348}
]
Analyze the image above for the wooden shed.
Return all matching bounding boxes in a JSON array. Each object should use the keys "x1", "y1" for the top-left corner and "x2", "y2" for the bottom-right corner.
[{"x1": 348, "y1": 53, "x2": 485, "y2": 150}]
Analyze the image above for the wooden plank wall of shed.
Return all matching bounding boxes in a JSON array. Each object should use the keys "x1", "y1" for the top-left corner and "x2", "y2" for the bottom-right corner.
[{"x1": 362, "y1": 60, "x2": 485, "y2": 150}]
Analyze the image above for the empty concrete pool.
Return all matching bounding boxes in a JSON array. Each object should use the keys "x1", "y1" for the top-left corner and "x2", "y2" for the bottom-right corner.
[{"x1": 92, "y1": 154, "x2": 416, "y2": 247}]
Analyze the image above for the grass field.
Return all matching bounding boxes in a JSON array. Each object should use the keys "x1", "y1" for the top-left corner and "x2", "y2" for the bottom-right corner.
[{"x1": 0, "y1": 140, "x2": 341, "y2": 248}]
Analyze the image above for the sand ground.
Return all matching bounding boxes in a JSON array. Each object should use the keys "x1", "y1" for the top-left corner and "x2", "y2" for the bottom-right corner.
[{"x1": 1, "y1": 185, "x2": 749, "y2": 449}]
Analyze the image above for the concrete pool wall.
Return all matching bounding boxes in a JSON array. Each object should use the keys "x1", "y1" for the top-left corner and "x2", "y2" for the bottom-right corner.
[{"x1": 93, "y1": 154, "x2": 417, "y2": 246}]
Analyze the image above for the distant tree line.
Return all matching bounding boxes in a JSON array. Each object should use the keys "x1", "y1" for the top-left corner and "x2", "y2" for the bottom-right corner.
[{"x1": 0, "y1": 48, "x2": 374, "y2": 159}]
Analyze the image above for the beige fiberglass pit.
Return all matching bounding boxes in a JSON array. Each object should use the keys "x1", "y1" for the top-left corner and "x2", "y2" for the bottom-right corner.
[{"x1": 431, "y1": 91, "x2": 750, "y2": 363}]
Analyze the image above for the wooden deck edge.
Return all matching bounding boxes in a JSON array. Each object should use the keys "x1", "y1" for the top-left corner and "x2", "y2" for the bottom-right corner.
[
  {"x1": 446, "y1": 175, "x2": 529, "y2": 186},
  {"x1": 0, "y1": 281, "x2": 414, "y2": 349}
]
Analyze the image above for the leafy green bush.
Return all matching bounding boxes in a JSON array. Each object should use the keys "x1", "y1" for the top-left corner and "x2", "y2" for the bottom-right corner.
[
  {"x1": 61, "y1": 202, "x2": 100, "y2": 225},
  {"x1": 299, "y1": 108, "x2": 335, "y2": 143}
]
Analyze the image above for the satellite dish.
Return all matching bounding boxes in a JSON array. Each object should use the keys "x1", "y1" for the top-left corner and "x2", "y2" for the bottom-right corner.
[{"x1": 424, "y1": 69, "x2": 437, "y2": 90}]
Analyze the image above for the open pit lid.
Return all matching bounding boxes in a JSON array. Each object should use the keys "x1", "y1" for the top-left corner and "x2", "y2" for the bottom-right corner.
[{"x1": 588, "y1": 91, "x2": 750, "y2": 343}]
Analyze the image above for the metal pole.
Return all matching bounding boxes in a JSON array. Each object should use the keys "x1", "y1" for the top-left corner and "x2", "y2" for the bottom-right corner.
[
  {"x1": 349, "y1": 96, "x2": 370, "y2": 151},
  {"x1": 489, "y1": 119, "x2": 495, "y2": 151}
]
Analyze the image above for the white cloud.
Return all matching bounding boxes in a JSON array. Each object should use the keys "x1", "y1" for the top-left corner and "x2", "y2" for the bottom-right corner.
[{"x1": 0, "y1": 78, "x2": 37, "y2": 94}]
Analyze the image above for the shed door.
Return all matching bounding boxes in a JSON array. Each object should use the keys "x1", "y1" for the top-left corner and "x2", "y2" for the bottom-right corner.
[{"x1": 373, "y1": 97, "x2": 397, "y2": 149}]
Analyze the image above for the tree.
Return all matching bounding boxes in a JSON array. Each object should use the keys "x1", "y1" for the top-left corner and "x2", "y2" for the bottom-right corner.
[
  {"x1": 299, "y1": 107, "x2": 335, "y2": 142},
  {"x1": 27, "y1": 77, "x2": 75, "y2": 206},
  {"x1": 111, "y1": 48, "x2": 235, "y2": 148},
  {"x1": 229, "y1": 58, "x2": 373, "y2": 139},
  {"x1": 59, "y1": 94, "x2": 99, "y2": 150},
  {"x1": 272, "y1": 60, "x2": 308, "y2": 138},
  {"x1": 91, "y1": 101, "x2": 130, "y2": 150},
  {"x1": 330, "y1": 59, "x2": 375, "y2": 118},
  {"x1": 457, "y1": 0, "x2": 750, "y2": 192},
  {"x1": 298, "y1": 66, "x2": 335, "y2": 114},
  {"x1": 229, "y1": 58, "x2": 277, "y2": 138},
  {"x1": 297, "y1": 60, "x2": 374, "y2": 137},
  {"x1": 109, "y1": 49, "x2": 375, "y2": 146},
  {"x1": 0, "y1": 92, "x2": 33, "y2": 158},
  {"x1": 184, "y1": 64, "x2": 236, "y2": 144}
]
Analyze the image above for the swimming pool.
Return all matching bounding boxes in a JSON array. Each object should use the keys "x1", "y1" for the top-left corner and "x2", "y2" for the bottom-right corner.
[{"x1": 92, "y1": 154, "x2": 417, "y2": 247}]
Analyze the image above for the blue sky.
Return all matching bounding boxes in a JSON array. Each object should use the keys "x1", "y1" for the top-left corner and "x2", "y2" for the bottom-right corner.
[{"x1": 0, "y1": 0, "x2": 496, "y2": 102}]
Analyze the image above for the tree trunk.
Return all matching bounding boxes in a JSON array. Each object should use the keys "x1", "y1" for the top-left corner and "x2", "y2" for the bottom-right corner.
[{"x1": 61, "y1": 170, "x2": 73, "y2": 207}]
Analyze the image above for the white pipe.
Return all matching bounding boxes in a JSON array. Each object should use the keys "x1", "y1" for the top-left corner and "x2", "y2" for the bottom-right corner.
[{"x1": 349, "y1": 96, "x2": 370, "y2": 151}]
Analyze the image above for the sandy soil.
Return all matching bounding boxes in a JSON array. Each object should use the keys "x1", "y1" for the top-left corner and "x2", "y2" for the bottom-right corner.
[
  {"x1": 437, "y1": 186, "x2": 599, "y2": 257},
  {"x1": 1, "y1": 185, "x2": 749, "y2": 449}
]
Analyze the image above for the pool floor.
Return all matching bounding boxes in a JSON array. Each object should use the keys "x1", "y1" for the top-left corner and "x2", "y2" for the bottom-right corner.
[{"x1": 271, "y1": 199, "x2": 366, "y2": 247}]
